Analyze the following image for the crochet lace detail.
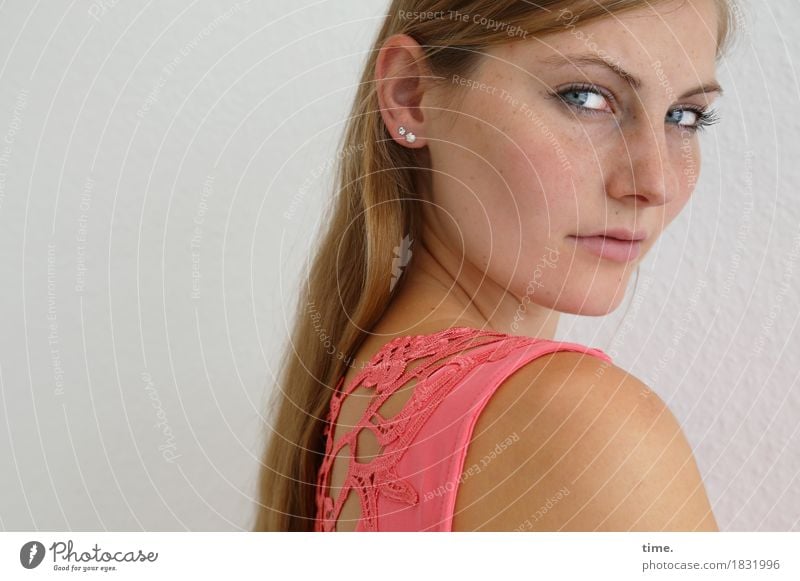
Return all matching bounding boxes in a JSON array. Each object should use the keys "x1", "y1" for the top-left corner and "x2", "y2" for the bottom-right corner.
[{"x1": 313, "y1": 326, "x2": 546, "y2": 532}]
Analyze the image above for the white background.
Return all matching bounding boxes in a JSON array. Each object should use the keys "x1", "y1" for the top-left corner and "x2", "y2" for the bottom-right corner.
[{"x1": 0, "y1": 0, "x2": 797, "y2": 531}]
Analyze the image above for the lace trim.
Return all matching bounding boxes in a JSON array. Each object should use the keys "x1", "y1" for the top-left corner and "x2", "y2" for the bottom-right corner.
[{"x1": 313, "y1": 326, "x2": 545, "y2": 532}]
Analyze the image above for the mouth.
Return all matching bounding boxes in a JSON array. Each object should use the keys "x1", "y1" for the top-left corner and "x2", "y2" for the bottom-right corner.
[{"x1": 567, "y1": 234, "x2": 643, "y2": 263}]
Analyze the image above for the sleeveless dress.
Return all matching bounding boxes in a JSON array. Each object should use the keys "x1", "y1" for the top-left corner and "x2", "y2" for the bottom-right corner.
[{"x1": 313, "y1": 326, "x2": 613, "y2": 532}]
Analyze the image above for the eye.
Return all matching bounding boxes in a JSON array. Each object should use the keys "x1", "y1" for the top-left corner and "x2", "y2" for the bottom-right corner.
[
  {"x1": 667, "y1": 106, "x2": 721, "y2": 133},
  {"x1": 551, "y1": 83, "x2": 613, "y2": 114}
]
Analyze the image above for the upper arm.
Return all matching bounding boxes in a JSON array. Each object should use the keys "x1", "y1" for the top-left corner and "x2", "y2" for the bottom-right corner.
[{"x1": 451, "y1": 351, "x2": 718, "y2": 532}]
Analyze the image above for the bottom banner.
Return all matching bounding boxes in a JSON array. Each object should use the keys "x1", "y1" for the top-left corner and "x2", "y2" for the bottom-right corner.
[{"x1": 1, "y1": 532, "x2": 798, "y2": 580}]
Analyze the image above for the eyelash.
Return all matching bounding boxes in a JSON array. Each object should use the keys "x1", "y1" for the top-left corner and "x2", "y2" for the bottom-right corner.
[{"x1": 549, "y1": 83, "x2": 721, "y2": 133}]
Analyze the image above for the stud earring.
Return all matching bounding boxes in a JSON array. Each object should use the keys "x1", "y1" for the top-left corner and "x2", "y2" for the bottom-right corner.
[{"x1": 398, "y1": 126, "x2": 416, "y2": 144}]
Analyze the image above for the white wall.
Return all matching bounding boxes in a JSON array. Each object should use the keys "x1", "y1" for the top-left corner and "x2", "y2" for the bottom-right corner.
[{"x1": 0, "y1": 0, "x2": 796, "y2": 531}]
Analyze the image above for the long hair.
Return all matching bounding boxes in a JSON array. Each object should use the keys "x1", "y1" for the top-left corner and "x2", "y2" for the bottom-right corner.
[{"x1": 254, "y1": 0, "x2": 739, "y2": 532}]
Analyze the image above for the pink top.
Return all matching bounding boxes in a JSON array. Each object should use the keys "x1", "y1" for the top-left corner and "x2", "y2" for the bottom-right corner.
[{"x1": 313, "y1": 326, "x2": 613, "y2": 532}]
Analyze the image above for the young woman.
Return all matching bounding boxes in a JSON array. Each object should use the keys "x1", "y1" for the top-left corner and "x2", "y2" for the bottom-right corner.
[{"x1": 255, "y1": 0, "x2": 740, "y2": 532}]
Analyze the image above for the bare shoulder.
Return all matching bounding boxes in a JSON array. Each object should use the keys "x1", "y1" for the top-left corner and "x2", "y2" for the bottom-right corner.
[{"x1": 451, "y1": 351, "x2": 718, "y2": 531}]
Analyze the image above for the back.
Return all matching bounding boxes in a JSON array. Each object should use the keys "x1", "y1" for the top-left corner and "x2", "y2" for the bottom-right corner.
[{"x1": 313, "y1": 326, "x2": 613, "y2": 532}]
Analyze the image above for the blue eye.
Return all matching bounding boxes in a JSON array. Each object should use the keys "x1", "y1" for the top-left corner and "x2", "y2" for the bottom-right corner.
[
  {"x1": 549, "y1": 83, "x2": 613, "y2": 116},
  {"x1": 560, "y1": 87, "x2": 611, "y2": 111},
  {"x1": 666, "y1": 107, "x2": 721, "y2": 133},
  {"x1": 551, "y1": 83, "x2": 721, "y2": 133}
]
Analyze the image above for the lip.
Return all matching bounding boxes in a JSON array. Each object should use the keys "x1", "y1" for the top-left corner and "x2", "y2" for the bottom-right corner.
[
  {"x1": 568, "y1": 235, "x2": 642, "y2": 263},
  {"x1": 579, "y1": 228, "x2": 647, "y2": 242}
]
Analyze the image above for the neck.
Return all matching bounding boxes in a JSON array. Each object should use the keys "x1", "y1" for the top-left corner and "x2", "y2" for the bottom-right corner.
[{"x1": 387, "y1": 223, "x2": 561, "y2": 341}]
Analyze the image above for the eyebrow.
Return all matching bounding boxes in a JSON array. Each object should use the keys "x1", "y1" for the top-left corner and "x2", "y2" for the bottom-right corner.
[{"x1": 539, "y1": 53, "x2": 724, "y2": 99}]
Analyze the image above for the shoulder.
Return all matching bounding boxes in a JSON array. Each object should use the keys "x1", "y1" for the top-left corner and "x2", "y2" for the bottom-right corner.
[{"x1": 451, "y1": 350, "x2": 718, "y2": 531}]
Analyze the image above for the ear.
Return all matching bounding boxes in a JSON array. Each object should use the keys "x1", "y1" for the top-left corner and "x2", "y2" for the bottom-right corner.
[{"x1": 375, "y1": 33, "x2": 436, "y2": 149}]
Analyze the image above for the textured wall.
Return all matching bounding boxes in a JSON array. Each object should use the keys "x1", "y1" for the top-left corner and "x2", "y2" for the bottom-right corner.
[{"x1": 0, "y1": 0, "x2": 797, "y2": 531}]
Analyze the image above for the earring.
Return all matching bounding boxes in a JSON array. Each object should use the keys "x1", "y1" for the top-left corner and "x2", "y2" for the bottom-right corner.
[{"x1": 398, "y1": 126, "x2": 416, "y2": 144}]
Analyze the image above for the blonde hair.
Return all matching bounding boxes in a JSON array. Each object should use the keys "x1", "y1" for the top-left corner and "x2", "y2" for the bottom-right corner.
[{"x1": 254, "y1": 0, "x2": 739, "y2": 532}]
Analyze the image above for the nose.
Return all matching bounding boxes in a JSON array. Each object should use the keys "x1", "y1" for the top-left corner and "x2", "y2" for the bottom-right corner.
[{"x1": 604, "y1": 116, "x2": 679, "y2": 207}]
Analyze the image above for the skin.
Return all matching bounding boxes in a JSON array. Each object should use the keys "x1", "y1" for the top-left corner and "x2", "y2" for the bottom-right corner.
[{"x1": 372, "y1": 0, "x2": 722, "y2": 341}]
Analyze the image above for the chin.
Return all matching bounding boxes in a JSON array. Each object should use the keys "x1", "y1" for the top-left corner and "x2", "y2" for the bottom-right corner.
[{"x1": 553, "y1": 284, "x2": 629, "y2": 317}]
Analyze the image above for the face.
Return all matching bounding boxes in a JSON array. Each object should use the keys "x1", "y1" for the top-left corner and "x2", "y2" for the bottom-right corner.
[{"x1": 419, "y1": 0, "x2": 722, "y2": 315}]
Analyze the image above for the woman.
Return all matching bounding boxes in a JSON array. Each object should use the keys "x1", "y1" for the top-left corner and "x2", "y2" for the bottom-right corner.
[{"x1": 255, "y1": 0, "x2": 740, "y2": 532}]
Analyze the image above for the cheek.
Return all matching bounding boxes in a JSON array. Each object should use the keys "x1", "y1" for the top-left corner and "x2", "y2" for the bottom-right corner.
[
  {"x1": 442, "y1": 81, "x2": 589, "y2": 241},
  {"x1": 485, "y1": 124, "x2": 587, "y2": 240},
  {"x1": 459, "y1": 120, "x2": 589, "y2": 290}
]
